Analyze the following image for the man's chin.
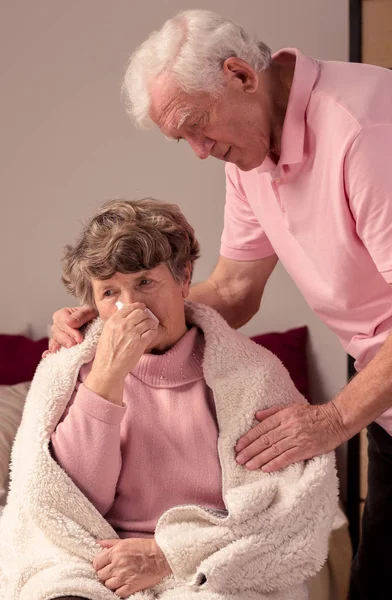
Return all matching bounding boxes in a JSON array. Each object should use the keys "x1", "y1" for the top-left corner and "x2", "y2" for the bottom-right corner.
[
  {"x1": 231, "y1": 157, "x2": 263, "y2": 172},
  {"x1": 226, "y1": 148, "x2": 266, "y2": 171}
]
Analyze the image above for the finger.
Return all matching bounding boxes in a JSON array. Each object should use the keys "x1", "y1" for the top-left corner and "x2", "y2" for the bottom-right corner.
[
  {"x1": 116, "y1": 302, "x2": 146, "y2": 318},
  {"x1": 115, "y1": 585, "x2": 134, "y2": 598},
  {"x1": 98, "y1": 539, "x2": 120, "y2": 548},
  {"x1": 132, "y1": 319, "x2": 159, "y2": 338},
  {"x1": 50, "y1": 325, "x2": 76, "y2": 349},
  {"x1": 124, "y1": 308, "x2": 156, "y2": 327},
  {"x1": 144, "y1": 311, "x2": 159, "y2": 329},
  {"x1": 105, "y1": 577, "x2": 120, "y2": 591},
  {"x1": 51, "y1": 323, "x2": 83, "y2": 348},
  {"x1": 53, "y1": 309, "x2": 84, "y2": 344},
  {"x1": 255, "y1": 405, "x2": 284, "y2": 421},
  {"x1": 48, "y1": 338, "x2": 61, "y2": 354},
  {"x1": 93, "y1": 549, "x2": 111, "y2": 571},
  {"x1": 115, "y1": 306, "x2": 156, "y2": 329},
  {"x1": 243, "y1": 437, "x2": 294, "y2": 470},
  {"x1": 110, "y1": 317, "x2": 159, "y2": 344},
  {"x1": 97, "y1": 564, "x2": 113, "y2": 582},
  {"x1": 236, "y1": 427, "x2": 288, "y2": 465},
  {"x1": 261, "y1": 447, "x2": 302, "y2": 473},
  {"x1": 64, "y1": 305, "x2": 98, "y2": 329},
  {"x1": 141, "y1": 327, "x2": 160, "y2": 342},
  {"x1": 235, "y1": 413, "x2": 282, "y2": 454},
  {"x1": 41, "y1": 350, "x2": 51, "y2": 359},
  {"x1": 51, "y1": 323, "x2": 81, "y2": 348}
]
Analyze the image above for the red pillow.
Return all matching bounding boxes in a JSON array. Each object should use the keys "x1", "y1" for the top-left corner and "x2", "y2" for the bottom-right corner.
[
  {"x1": 251, "y1": 326, "x2": 310, "y2": 401},
  {"x1": 0, "y1": 328, "x2": 310, "y2": 398},
  {"x1": 0, "y1": 335, "x2": 49, "y2": 385}
]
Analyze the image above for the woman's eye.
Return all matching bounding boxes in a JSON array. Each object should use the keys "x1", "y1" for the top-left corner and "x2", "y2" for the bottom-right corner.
[
  {"x1": 103, "y1": 290, "x2": 114, "y2": 297},
  {"x1": 139, "y1": 279, "x2": 151, "y2": 286}
]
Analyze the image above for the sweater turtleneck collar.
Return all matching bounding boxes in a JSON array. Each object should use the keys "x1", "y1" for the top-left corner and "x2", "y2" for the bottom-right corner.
[{"x1": 130, "y1": 326, "x2": 205, "y2": 388}]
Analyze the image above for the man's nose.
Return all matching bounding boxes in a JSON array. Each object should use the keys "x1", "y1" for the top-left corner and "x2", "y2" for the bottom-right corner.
[{"x1": 187, "y1": 135, "x2": 215, "y2": 160}]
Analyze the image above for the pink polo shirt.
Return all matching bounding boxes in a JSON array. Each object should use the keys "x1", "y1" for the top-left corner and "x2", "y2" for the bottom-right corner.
[{"x1": 221, "y1": 48, "x2": 392, "y2": 435}]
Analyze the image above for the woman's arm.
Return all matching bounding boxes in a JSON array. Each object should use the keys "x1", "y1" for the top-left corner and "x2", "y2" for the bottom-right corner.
[
  {"x1": 51, "y1": 377, "x2": 125, "y2": 515},
  {"x1": 51, "y1": 302, "x2": 159, "y2": 514}
]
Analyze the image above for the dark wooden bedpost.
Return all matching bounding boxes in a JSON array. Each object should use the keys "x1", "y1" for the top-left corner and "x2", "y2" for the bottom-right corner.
[{"x1": 346, "y1": 0, "x2": 362, "y2": 555}]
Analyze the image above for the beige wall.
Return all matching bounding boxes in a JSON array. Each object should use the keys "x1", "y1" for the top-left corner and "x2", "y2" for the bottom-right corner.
[{"x1": 0, "y1": 0, "x2": 348, "y2": 405}]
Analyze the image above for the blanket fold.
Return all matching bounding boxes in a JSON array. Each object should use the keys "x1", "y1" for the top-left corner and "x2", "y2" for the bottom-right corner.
[{"x1": 0, "y1": 302, "x2": 338, "y2": 600}]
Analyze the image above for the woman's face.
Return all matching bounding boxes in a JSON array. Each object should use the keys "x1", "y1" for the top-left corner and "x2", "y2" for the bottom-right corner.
[{"x1": 91, "y1": 263, "x2": 190, "y2": 352}]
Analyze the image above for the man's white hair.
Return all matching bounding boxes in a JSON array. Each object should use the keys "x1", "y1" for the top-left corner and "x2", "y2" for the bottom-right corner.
[{"x1": 122, "y1": 10, "x2": 271, "y2": 129}]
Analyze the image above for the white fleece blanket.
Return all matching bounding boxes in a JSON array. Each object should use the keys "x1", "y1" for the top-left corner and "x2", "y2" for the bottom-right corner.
[{"x1": 0, "y1": 302, "x2": 338, "y2": 600}]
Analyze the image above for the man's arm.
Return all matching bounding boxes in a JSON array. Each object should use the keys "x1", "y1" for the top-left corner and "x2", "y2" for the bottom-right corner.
[
  {"x1": 188, "y1": 254, "x2": 278, "y2": 329},
  {"x1": 235, "y1": 123, "x2": 392, "y2": 471},
  {"x1": 333, "y1": 317, "x2": 392, "y2": 436},
  {"x1": 236, "y1": 327, "x2": 392, "y2": 472}
]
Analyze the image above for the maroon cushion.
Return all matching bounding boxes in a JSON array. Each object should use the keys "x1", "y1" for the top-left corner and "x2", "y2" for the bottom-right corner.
[
  {"x1": 0, "y1": 335, "x2": 49, "y2": 385},
  {"x1": 0, "y1": 328, "x2": 310, "y2": 397},
  {"x1": 251, "y1": 326, "x2": 310, "y2": 400}
]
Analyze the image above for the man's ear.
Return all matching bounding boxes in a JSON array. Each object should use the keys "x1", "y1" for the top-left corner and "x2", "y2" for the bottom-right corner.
[{"x1": 223, "y1": 57, "x2": 258, "y2": 93}]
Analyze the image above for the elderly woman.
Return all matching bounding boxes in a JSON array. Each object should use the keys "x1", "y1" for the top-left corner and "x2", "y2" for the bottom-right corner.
[{"x1": 0, "y1": 199, "x2": 337, "y2": 600}]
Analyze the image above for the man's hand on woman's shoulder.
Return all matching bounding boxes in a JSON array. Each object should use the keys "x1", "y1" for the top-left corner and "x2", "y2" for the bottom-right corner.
[
  {"x1": 235, "y1": 402, "x2": 347, "y2": 472},
  {"x1": 42, "y1": 305, "x2": 98, "y2": 358}
]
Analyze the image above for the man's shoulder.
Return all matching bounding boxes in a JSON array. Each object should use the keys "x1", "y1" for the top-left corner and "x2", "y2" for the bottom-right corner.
[{"x1": 311, "y1": 58, "x2": 392, "y2": 130}]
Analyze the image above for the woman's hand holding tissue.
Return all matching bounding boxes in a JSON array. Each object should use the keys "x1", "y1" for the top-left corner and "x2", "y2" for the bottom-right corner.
[
  {"x1": 84, "y1": 302, "x2": 159, "y2": 405},
  {"x1": 93, "y1": 537, "x2": 171, "y2": 598},
  {"x1": 235, "y1": 402, "x2": 347, "y2": 472}
]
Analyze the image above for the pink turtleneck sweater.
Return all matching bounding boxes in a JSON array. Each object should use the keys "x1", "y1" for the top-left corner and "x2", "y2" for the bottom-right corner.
[{"x1": 51, "y1": 327, "x2": 225, "y2": 538}]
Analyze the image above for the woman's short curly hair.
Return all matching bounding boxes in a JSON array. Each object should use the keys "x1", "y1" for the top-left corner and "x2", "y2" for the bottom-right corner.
[{"x1": 61, "y1": 198, "x2": 200, "y2": 307}]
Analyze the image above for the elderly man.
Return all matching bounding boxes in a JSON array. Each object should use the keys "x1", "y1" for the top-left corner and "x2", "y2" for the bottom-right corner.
[{"x1": 50, "y1": 10, "x2": 392, "y2": 599}]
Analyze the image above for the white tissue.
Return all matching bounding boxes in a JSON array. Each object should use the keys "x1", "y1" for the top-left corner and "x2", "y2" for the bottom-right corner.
[{"x1": 115, "y1": 301, "x2": 159, "y2": 324}]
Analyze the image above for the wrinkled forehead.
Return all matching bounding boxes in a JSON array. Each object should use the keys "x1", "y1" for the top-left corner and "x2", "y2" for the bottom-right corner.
[
  {"x1": 149, "y1": 76, "x2": 189, "y2": 129},
  {"x1": 148, "y1": 74, "x2": 209, "y2": 133}
]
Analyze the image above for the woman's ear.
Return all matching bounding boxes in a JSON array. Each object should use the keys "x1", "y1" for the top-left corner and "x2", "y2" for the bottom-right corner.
[{"x1": 181, "y1": 263, "x2": 192, "y2": 298}]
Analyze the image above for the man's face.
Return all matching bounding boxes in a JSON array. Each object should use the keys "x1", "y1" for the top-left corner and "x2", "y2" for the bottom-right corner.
[{"x1": 149, "y1": 64, "x2": 272, "y2": 172}]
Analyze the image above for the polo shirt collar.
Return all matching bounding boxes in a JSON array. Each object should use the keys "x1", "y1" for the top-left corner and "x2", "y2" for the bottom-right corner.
[{"x1": 257, "y1": 48, "x2": 319, "y2": 175}]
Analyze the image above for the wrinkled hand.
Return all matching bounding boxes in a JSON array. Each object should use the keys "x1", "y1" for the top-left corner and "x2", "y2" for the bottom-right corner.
[
  {"x1": 42, "y1": 305, "x2": 98, "y2": 357},
  {"x1": 93, "y1": 537, "x2": 171, "y2": 598},
  {"x1": 235, "y1": 402, "x2": 347, "y2": 472},
  {"x1": 90, "y1": 303, "x2": 159, "y2": 381}
]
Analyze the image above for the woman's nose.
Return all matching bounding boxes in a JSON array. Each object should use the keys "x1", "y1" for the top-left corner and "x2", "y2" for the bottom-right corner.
[{"x1": 119, "y1": 290, "x2": 141, "y2": 305}]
